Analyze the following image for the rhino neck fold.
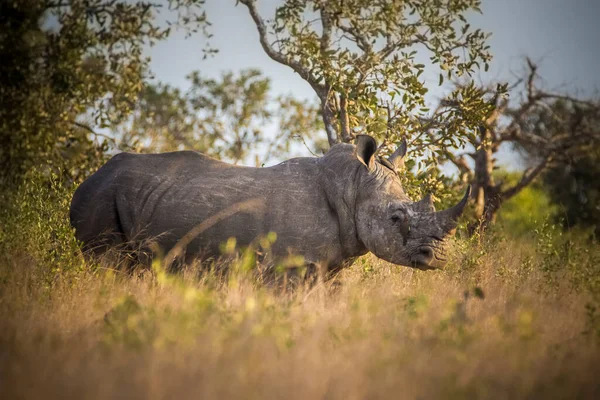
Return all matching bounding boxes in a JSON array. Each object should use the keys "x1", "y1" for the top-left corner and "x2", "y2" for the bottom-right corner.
[{"x1": 318, "y1": 155, "x2": 368, "y2": 260}]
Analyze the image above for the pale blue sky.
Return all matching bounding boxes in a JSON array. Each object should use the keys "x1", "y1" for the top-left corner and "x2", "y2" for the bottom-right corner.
[{"x1": 146, "y1": 0, "x2": 600, "y2": 167}]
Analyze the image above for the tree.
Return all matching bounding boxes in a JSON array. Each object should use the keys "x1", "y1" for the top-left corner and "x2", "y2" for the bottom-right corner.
[
  {"x1": 0, "y1": 0, "x2": 209, "y2": 187},
  {"x1": 446, "y1": 60, "x2": 600, "y2": 229},
  {"x1": 234, "y1": 0, "x2": 498, "y2": 200},
  {"x1": 233, "y1": 1, "x2": 600, "y2": 228},
  {"x1": 542, "y1": 141, "x2": 600, "y2": 238},
  {"x1": 116, "y1": 69, "x2": 324, "y2": 165}
]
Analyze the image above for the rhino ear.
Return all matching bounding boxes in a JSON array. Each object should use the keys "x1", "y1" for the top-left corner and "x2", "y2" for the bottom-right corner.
[{"x1": 355, "y1": 135, "x2": 377, "y2": 169}]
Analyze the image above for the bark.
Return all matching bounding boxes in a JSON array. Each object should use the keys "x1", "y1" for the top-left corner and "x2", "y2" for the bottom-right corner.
[
  {"x1": 470, "y1": 123, "x2": 552, "y2": 233},
  {"x1": 320, "y1": 92, "x2": 341, "y2": 146},
  {"x1": 470, "y1": 126, "x2": 501, "y2": 232}
]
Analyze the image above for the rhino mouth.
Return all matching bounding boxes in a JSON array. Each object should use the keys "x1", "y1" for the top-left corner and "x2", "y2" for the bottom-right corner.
[
  {"x1": 410, "y1": 245, "x2": 447, "y2": 270},
  {"x1": 411, "y1": 261, "x2": 438, "y2": 271}
]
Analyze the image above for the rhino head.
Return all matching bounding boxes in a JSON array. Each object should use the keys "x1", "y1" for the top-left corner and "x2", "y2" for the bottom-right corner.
[{"x1": 350, "y1": 135, "x2": 470, "y2": 270}]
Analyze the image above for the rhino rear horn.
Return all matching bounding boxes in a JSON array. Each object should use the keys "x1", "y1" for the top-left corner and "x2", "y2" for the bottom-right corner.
[
  {"x1": 436, "y1": 185, "x2": 471, "y2": 232},
  {"x1": 415, "y1": 193, "x2": 435, "y2": 213},
  {"x1": 356, "y1": 135, "x2": 377, "y2": 169},
  {"x1": 388, "y1": 138, "x2": 407, "y2": 170}
]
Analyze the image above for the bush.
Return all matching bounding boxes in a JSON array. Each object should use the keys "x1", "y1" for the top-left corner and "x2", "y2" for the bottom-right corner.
[
  {"x1": 496, "y1": 177, "x2": 559, "y2": 238},
  {"x1": 0, "y1": 170, "x2": 85, "y2": 285}
]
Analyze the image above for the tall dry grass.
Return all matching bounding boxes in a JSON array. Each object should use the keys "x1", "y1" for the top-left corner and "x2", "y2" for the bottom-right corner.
[{"x1": 1, "y1": 229, "x2": 599, "y2": 399}]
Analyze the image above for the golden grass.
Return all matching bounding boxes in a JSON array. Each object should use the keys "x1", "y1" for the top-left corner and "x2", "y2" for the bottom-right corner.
[{"x1": 1, "y1": 236, "x2": 599, "y2": 400}]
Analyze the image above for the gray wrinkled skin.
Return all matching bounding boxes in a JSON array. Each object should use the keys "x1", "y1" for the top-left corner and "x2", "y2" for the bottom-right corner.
[{"x1": 70, "y1": 135, "x2": 468, "y2": 272}]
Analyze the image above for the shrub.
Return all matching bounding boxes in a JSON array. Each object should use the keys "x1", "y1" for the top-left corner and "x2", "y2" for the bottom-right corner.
[{"x1": 0, "y1": 170, "x2": 85, "y2": 285}]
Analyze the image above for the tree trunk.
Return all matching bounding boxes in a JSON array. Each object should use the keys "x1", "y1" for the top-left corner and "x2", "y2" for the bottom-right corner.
[
  {"x1": 319, "y1": 86, "x2": 341, "y2": 147},
  {"x1": 470, "y1": 127, "x2": 503, "y2": 233}
]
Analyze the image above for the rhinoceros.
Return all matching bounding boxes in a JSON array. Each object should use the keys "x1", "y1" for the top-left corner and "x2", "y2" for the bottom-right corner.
[{"x1": 70, "y1": 135, "x2": 470, "y2": 273}]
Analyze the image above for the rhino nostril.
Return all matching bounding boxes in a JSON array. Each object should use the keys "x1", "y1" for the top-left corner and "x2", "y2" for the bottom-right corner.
[{"x1": 416, "y1": 246, "x2": 434, "y2": 264}]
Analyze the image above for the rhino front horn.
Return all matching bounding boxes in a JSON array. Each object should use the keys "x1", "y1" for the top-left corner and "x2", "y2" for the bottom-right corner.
[{"x1": 436, "y1": 185, "x2": 471, "y2": 231}]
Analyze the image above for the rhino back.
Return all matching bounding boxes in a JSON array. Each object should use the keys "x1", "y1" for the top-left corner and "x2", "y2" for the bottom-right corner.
[{"x1": 71, "y1": 151, "x2": 342, "y2": 264}]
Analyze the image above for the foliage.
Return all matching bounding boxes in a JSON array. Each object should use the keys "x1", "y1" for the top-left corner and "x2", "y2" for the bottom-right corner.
[
  {"x1": 447, "y1": 61, "x2": 600, "y2": 228},
  {"x1": 115, "y1": 69, "x2": 324, "y2": 164},
  {"x1": 0, "y1": 169, "x2": 84, "y2": 285},
  {"x1": 495, "y1": 171, "x2": 559, "y2": 237},
  {"x1": 0, "y1": 0, "x2": 152, "y2": 185},
  {"x1": 542, "y1": 145, "x2": 600, "y2": 238},
  {"x1": 237, "y1": 0, "x2": 497, "y2": 176},
  {"x1": 0, "y1": 0, "x2": 210, "y2": 188}
]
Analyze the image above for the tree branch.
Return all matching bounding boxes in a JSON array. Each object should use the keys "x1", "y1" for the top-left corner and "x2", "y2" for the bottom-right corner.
[
  {"x1": 338, "y1": 23, "x2": 373, "y2": 54},
  {"x1": 448, "y1": 154, "x2": 473, "y2": 184},
  {"x1": 319, "y1": 6, "x2": 333, "y2": 54},
  {"x1": 71, "y1": 120, "x2": 117, "y2": 144},
  {"x1": 239, "y1": 0, "x2": 340, "y2": 144},
  {"x1": 321, "y1": 95, "x2": 340, "y2": 146},
  {"x1": 238, "y1": 0, "x2": 324, "y2": 95},
  {"x1": 339, "y1": 93, "x2": 353, "y2": 142},
  {"x1": 502, "y1": 155, "x2": 552, "y2": 200},
  {"x1": 525, "y1": 57, "x2": 537, "y2": 100}
]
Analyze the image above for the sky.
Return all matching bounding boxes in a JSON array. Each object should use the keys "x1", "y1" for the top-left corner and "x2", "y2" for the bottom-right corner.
[{"x1": 146, "y1": 0, "x2": 600, "y2": 168}]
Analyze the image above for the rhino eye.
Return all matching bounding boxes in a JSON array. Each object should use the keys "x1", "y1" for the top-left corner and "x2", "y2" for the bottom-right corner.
[{"x1": 390, "y1": 210, "x2": 406, "y2": 224}]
